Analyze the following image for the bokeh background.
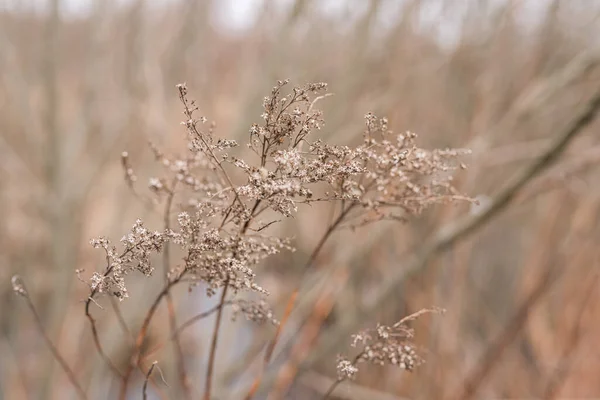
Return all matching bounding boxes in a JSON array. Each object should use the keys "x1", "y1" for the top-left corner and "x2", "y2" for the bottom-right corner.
[{"x1": 2, "y1": 0, "x2": 600, "y2": 399}]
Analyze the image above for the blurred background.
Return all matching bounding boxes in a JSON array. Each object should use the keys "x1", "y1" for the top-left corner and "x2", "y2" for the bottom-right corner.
[{"x1": 1, "y1": 0, "x2": 600, "y2": 399}]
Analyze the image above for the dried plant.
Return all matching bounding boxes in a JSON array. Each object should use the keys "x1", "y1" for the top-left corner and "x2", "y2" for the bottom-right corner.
[
  {"x1": 78, "y1": 80, "x2": 469, "y2": 399},
  {"x1": 5, "y1": 3, "x2": 600, "y2": 399},
  {"x1": 325, "y1": 308, "x2": 445, "y2": 399}
]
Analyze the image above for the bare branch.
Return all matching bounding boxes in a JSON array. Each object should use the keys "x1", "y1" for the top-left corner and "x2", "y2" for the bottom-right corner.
[
  {"x1": 142, "y1": 361, "x2": 157, "y2": 400},
  {"x1": 12, "y1": 276, "x2": 88, "y2": 400}
]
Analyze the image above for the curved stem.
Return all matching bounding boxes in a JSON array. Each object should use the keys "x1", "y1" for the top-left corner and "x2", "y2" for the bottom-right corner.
[
  {"x1": 204, "y1": 282, "x2": 229, "y2": 400},
  {"x1": 142, "y1": 362, "x2": 157, "y2": 400},
  {"x1": 173, "y1": 301, "x2": 233, "y2": 339},
  {"x1": 118, "y1": 276, "x2": 183, "y2": 400},
  {"x1": 13, "y1": 277, "x2": 88, "y2": 400},
  {"x1": 245, "y1": 204, "x2": 354, "y2": 399},
  {"x1": 321, "y1": 379, "x2": 342, "y2": 400},
  {"x1": 205, "y1": 199, "x2": 263, "y2": 399},
  {"x1": 163, "y1": 183, "x2": 192, "y2": 400}
]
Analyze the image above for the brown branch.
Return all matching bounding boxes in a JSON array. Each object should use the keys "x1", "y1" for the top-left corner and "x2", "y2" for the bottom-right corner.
[
  {"x1": 321, "y1": 379, "x2": 342, "y2": 400},
  {"x1": 244, "y1": 290, "x2": 298, "y2": 400},
  {"x1": 268, "y1": 270, "x2": 345, "y2": 400},
  {"x1": 173, "y1": 301, "x2": 233, "y2": 339},
  {"x1": 204, "y1": 282, "x2": 230, "y2": 400},
  {"x1": 109, "y1": 297, "x2": 133, "y2": 344},
  {"x1": 83, "y1": 245, "x2": 139, "y2": 377},
  {"x1": 163, "y1": 183, "x2": 192, "y2": 400},
  {"x1": 84, "y1": 307, "x2": 123, "y2": 378},
  {"x1": 305, "y1": 205, "x2": 354, "y2": 271},
  {"x1": 129, "y1": 301, "x2": 234, "y2": 371},
  {"x1": 205, "y1": 199, "x2": 263, "y2": 400},
  {"x1": 12, "y1": 276, "x2": 88, "y2": 400},
  {"x1": 142, "y1": 361, "x2": 157, "y2": 400},
  {"x1": 244, "y1": 205, "x2": 354, "y2": 399},
  {"x1": 118, "y1": 276, "x2": 183, "y2": 400},
  {"x1": 177, "y1": 84, "x2": 242, "y2": 209},
  {"x1": 321, "y1": 353, "x2": 364, "y2": 400}
]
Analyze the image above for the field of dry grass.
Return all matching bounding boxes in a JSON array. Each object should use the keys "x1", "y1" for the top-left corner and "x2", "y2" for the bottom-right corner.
[{"x1": 2, "y1": 1, "x2": 600, "y2": 399}]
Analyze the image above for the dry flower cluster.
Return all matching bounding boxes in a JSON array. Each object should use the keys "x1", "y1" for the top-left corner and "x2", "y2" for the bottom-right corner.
[
  {"x1": 47, "y1": 80, "x2": 471, "y2": 399},
  {"x1": 87, "y1": 79, "x2": 468, "y2": 307},
  {"x1": 322, "y1": 309, "x2": 445, "y2": 399},
  {"x1": 87, "y1": 219, "x2": 171, "y2": 301},
  {"x1": 337, "y1": 309, "x2": 445, "y2": 381}
]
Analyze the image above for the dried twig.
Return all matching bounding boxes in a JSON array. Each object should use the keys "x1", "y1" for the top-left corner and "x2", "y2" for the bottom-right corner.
[
  {"x1": 207, "y1": 198, "x2": 266, "y2": 400},
  {"x1": 12, "y1": 276, "x2": 88, "y2": 400},
  {"x1": 163, "y1": 183, "x2": 192, "y2": 400},
  {"x1": 268, "y1": 270, "x2": 345, "y2": 400},
  {"x1": 173, "y1": 301, "x2": 233, "y2": 338},
  {"x1": 84, "y1": 306, "x2": 123, "y2": 377},
  {"x1": 109, "y1": 297, "x2": 133, "y2": 343},
  {"x1": 244, "y1": 206, "x2": 354, "y2": 399},
  {"x1": 204, "y1": 281, "x2": 230, "y2": 400},
  {"x1": 119, "y1": 276, "x2": 184, "y2": 400},
  {"x1": 244, "y1": 290, "x2": 298, "y2": 400},
  {"x1": 84, "y1": 246, "x2": 139, "y2": 378},
  {"x1": 142, "y1": 361, "x2": 157, "y2": 400}
]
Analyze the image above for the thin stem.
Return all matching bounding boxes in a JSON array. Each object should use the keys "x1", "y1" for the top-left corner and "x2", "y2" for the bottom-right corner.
[
  {"x1": 109, "y1": 297, "x2": 133, "y2": 344},
  {"x1": 204, "y1": 282, "x2": 229, "y2": 400},
  {"x1": 206, "y1": 199, "x2": 262, "y2": 399},
  {"x1": 84, "y1": 245, "x2": 138, "y2": 377},
  {"x1": 321, "y1": 352, "x2": 363, "y2": 400},
  {"x1": 142, "y1": 362, "x2": 157, "y2": 400},
  {"x1": 321, "y1": 379, "x2": 342, "y2": 400},
  {"x1": 85, "y1": 310, "x2": 123, "y2": 377},
  {"x1": 178, "y1": 86, "x2": 242, "y2": 208},
  {"x1": 12, "y1": 276, "x2": 88, "y2": 400},
  {"x1": 245, "y1": 205, "x2": 353, "y2": 399},
  {"x1": 304, "y1": 204, "x2": 354, "y2": 272},
  {"x1": 119, "y1": 276, "x2": 183, "y2": 400},
  {"x1": 163, "y1": 183, "x2": 192, "y2": 400},
  {"x1": 269, "y1": 275, "x2": 343, "y2": 400},
  {"x1": 173, "y1": 301, "x2": 233, "y2": 339}
]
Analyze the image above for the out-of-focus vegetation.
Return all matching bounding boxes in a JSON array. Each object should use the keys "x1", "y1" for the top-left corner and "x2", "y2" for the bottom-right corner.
[{"x1": 2, "y1": 1, "x2": 600, "y2": 399}]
